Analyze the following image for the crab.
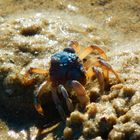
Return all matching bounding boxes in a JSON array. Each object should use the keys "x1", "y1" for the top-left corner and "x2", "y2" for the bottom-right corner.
[{"x1": 24, "y1": 41, "x2": 121, "y2": 121}]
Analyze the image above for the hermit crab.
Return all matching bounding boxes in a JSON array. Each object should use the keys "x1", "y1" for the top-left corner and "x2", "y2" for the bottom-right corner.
[{"x1": 24, "y1": 41, "x2": 121, "y2": 121}]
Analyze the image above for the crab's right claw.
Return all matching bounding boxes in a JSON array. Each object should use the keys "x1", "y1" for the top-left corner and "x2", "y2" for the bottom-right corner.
[
  {"x1": 52, "y1": 90, "x2": 66, "y2": 121},
  {"x1": 58, "y1": 85, "x2": 74, "y2": 112},
  {"x1": 71, "y1": 80, "x2": 90, "y2": 107}
]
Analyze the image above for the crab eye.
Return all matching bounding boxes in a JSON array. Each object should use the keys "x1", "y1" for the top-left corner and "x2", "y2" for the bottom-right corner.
[{"x1": 63, "y1": 47, "x2": 75, "y2": 53}]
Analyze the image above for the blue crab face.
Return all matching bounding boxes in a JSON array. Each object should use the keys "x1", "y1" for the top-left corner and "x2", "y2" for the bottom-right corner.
[{"x1": 49, "y1": 48, "x2": 86, "y2": 87}]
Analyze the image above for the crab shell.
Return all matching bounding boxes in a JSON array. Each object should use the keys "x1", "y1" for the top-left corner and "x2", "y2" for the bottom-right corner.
[{"x1": 49, "y1": 48, "x2": 87, "y2": 87}]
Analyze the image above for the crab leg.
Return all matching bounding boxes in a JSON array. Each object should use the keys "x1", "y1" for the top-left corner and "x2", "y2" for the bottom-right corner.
[
  {"x1": 69, "y1": 41, "x2": 81, "y2": 54},
  {"x1": 36, "y1": 122, "x2": 60, "y2": 139},
  {"x1": 95, "y1": 57, "x2": 109, "y2": 82},
  {"x1": 86, "y1": 67, "x2": 95, "y2": 78},
  {"x1": 98, "y1": 58, "x2": 122, "y2": 82},
  {"x1": 23, "y1": 68, "x2": 48, "y2": 86},
  {"x1": 84, "y1": 57, "x2": 104, "y2": 74},
  {"x1": 84, "y1": 58, "x2": 98, "y2": 70},
  {"x1": 58, "y1": 85, "x2": 74, "y2": 112},
  {"x1": 23, "y1": 72, "x2": 37, "y2": 86},
  {"x1": 34, "y1": 81, "x2": 48, "y2": 115},
  {"x1": 52, "y1": 90, "x2": 66, "y2": 121},
  {"x1": 79, "y1": 45, "x2": 107, "y2": 60},
  {"x1": 92, "y1": 67, "x2": 105, "y2": 94},
  {"x1": 86, "y1": 66, "x2": 105, "y2": 94},
  {"x1": 85, "y1": 57, "x2": 121, "y2": 82},
  {"x1": 70, "y1": 80, "x2": 90, "y2": 107},
  {"x1": 28, "y1": 68, "x2": 48, "y2": 75}
]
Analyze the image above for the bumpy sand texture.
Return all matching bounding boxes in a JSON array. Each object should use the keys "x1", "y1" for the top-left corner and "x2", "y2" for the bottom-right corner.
[{"x1": 0, "y1": 0, "x2": 140, "y2": 140}]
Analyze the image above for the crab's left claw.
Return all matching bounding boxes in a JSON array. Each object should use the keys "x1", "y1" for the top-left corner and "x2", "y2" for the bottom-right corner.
[{"x1": 70, "y1": 80, "x2": 90, "y2": 107}]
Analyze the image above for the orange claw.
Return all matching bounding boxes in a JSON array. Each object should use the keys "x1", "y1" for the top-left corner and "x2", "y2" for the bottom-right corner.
[{"x1": 71, "y1": 80, "x2": 90, "y2": 106}]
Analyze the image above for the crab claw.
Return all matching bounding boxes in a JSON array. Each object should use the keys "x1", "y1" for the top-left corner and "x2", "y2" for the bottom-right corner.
[
  {"x1": 52, "y1": 90, "x2": 66, "y2": 121},
  {"x1": 71, "y1": 80, "x2": 90, "y2": 107},
  {"x1": 58, "y1": 85, "x2": 74, "y2": 112}
]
